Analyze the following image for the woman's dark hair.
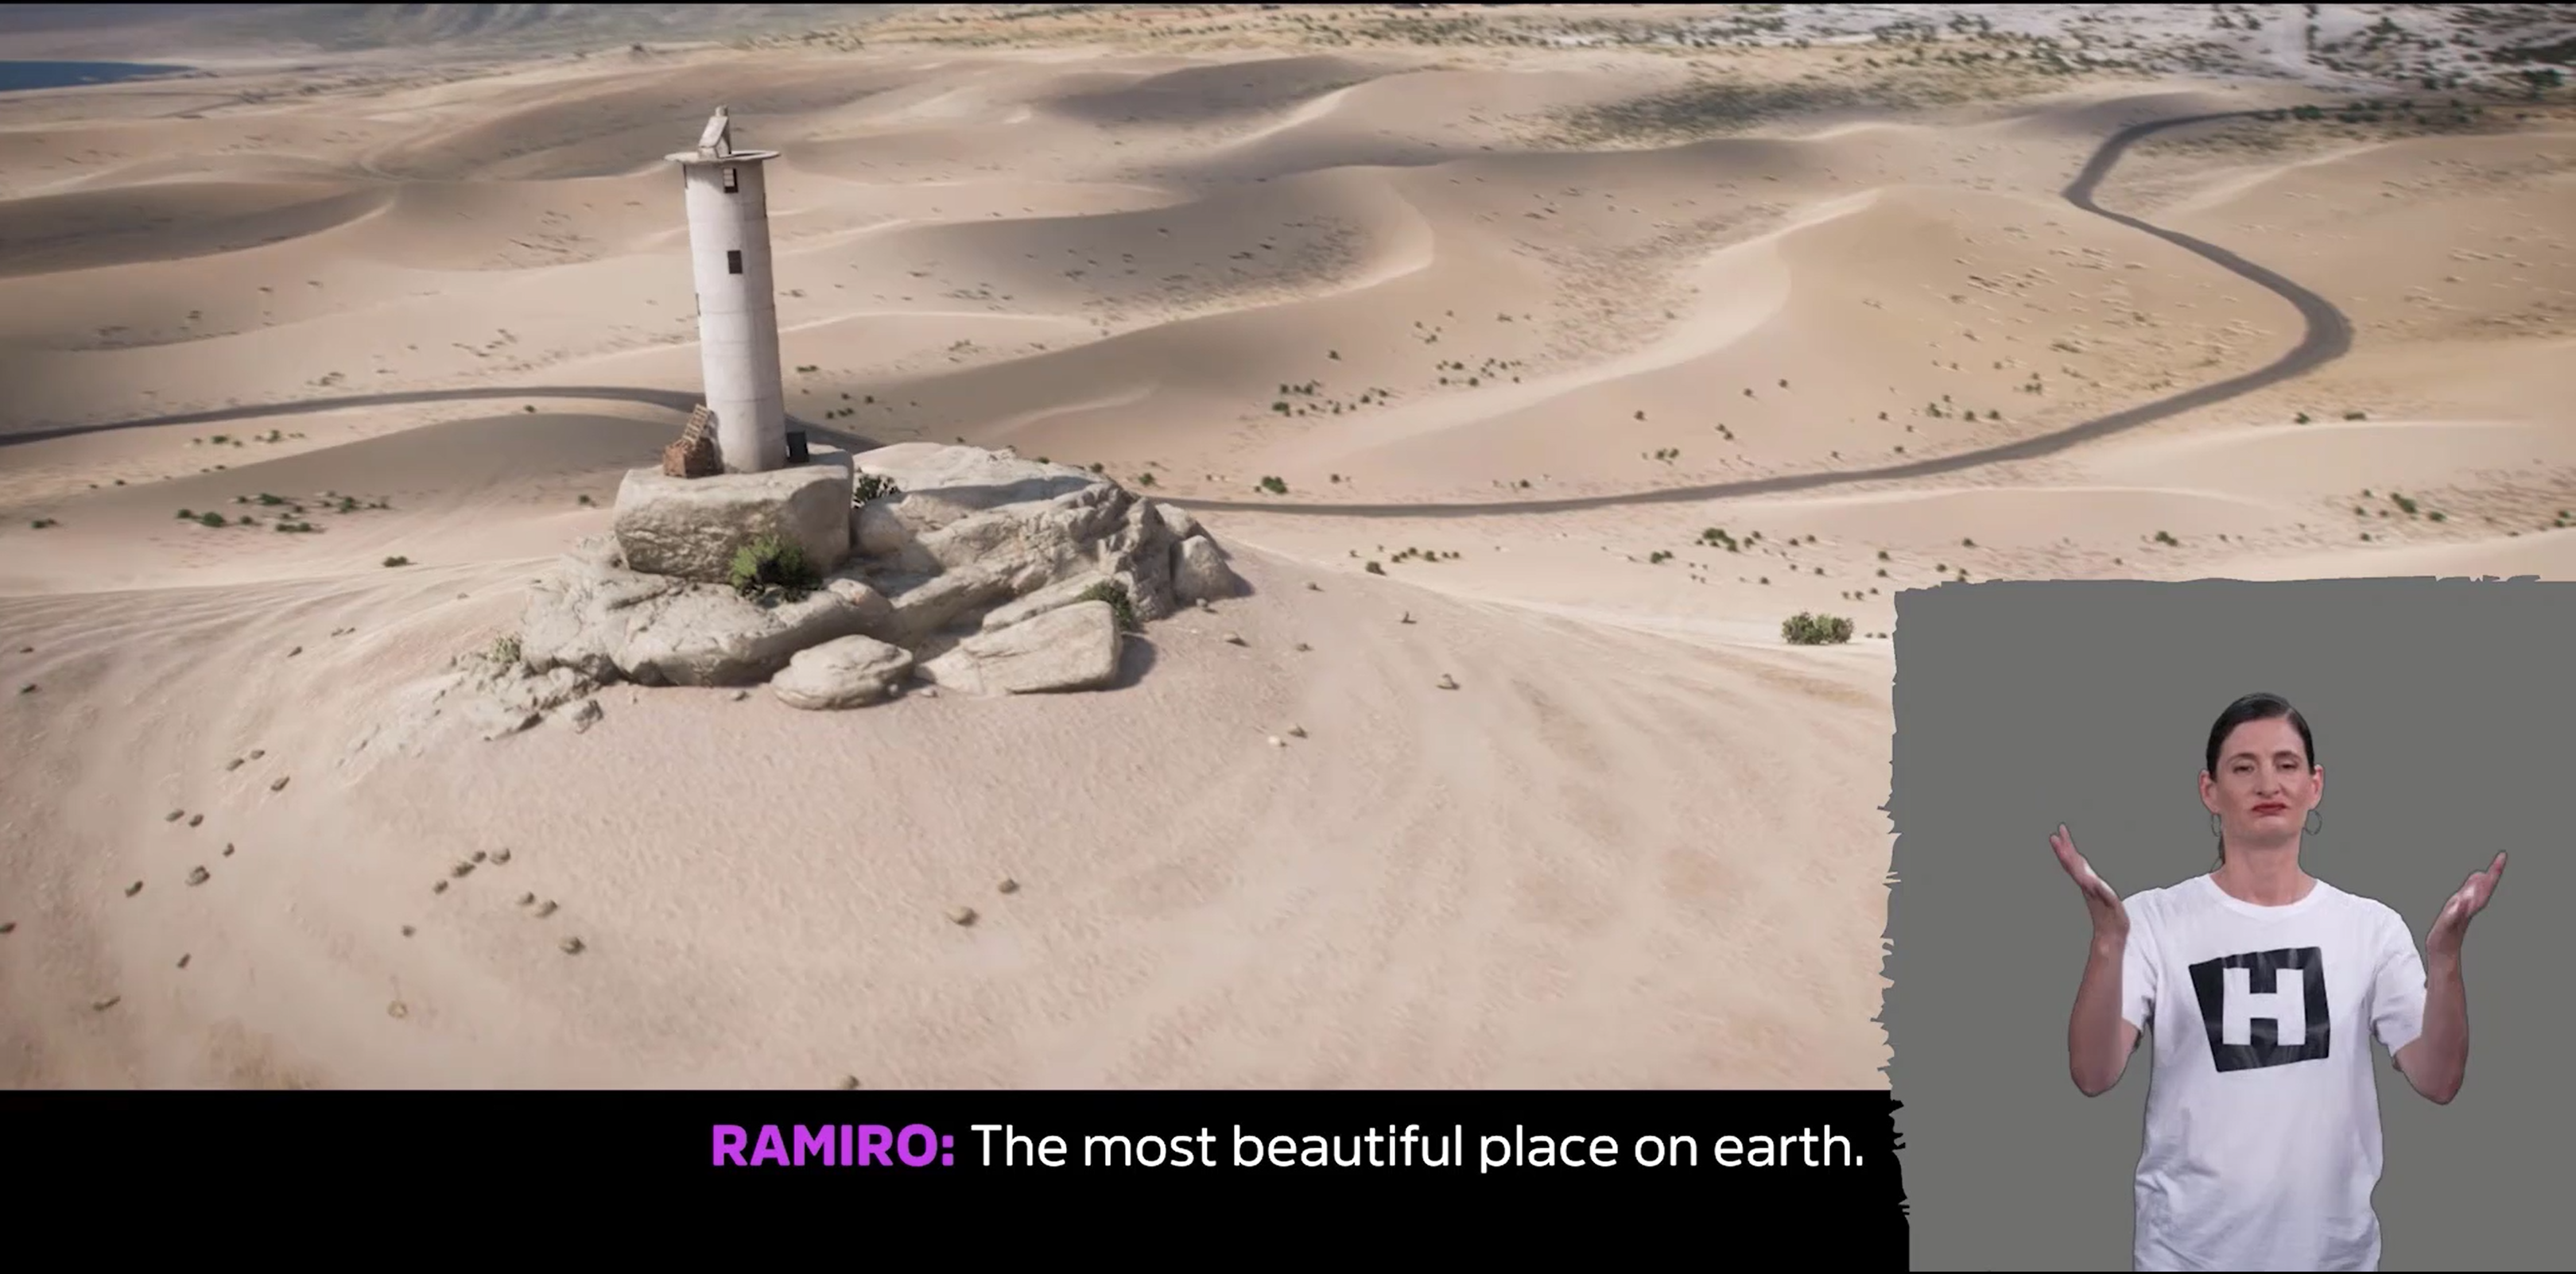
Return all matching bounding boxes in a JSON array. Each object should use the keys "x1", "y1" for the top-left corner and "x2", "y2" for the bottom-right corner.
[{"x1": 2204, "y1": 692, "x2": 2316, "y2": 865}]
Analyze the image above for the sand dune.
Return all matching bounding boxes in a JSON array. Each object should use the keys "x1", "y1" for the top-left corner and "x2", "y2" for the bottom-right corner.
[
  {"x1": 0, "y1": 181, "x2": 392, "y2": 278},
  {"x1": 3, "y1": 5, "x2": 2573, "y2": 1090}
]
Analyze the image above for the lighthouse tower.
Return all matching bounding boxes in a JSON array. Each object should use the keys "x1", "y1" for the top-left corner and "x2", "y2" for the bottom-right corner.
[{"x1": 668, "y1": 107, "x2": 788, "y2": 474}]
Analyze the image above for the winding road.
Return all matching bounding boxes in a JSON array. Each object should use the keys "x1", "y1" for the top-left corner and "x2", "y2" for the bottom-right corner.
[{"x1": 4, "y1": 110, "x2": 2349, "y2": 520}]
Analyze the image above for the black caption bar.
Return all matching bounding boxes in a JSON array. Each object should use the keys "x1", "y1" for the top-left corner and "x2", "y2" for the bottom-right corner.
[{"x1": 10, "y1": 1088, "x2": 1907, "y2": 1244}]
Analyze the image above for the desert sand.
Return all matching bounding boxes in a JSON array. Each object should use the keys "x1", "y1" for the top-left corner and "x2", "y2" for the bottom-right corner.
[{"x1": 2, "y1": 3, "x2": 2571, "y2": 1089}]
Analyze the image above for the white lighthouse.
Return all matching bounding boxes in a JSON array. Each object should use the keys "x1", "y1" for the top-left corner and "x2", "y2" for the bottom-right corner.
[{"x1": 668, "y1": 107, "x2": 788, "y2": 474}]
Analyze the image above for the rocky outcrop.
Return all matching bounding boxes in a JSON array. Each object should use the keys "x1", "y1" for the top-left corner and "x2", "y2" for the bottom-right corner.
[
  {"x1": 614, "y1": 447, "x2": 855, "y2": 583},
  {"x1": 918, "y1": 599, "x2": 1123, "y2": 695},
  {"x1": 770, "y1": 635, "x2": 914, "y2": 710},
  {"x1": 518, "y1": 536, "x2": 890, "y2": 688},
  {"x1": 475, "y1": 444, "x2": 1241, "y2": 728}
]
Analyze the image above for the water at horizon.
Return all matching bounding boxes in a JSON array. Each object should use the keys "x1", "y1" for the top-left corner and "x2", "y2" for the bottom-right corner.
[{"x1": 0, "y1": 60, "x2": 198, "y2": 94}]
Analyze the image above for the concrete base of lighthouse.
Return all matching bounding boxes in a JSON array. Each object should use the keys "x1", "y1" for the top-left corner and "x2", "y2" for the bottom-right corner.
[{"x1": 611, "y1": 446, "x2": 854, "y2": 584}]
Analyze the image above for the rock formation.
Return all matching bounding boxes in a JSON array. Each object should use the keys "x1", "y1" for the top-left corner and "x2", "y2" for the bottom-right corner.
[{"x1": 459, "y1": 443, "x2": 1243, "y2": 730}]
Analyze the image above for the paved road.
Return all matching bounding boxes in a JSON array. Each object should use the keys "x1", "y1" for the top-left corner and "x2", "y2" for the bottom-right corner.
[
  {"x1": 0, "y1": 383, "x2": 875, "y2": 452},
  {"x1": 5, "y1": 109, "x2": 2343, "y2": 515}
]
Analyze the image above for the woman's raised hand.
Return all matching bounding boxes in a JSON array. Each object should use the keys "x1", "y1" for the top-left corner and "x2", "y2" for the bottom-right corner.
[{"x1": 2052, "y1": 824, "x2": 2128, "y2": 941}]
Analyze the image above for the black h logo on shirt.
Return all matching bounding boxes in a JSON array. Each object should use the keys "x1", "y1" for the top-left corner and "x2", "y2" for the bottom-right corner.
[{"x1": 2188, "y1": 947, "x2": 2330, "y2": 1071}]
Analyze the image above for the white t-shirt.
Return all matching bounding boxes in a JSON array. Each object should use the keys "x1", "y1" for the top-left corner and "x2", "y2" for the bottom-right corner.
[{"x1": 2120, "y1": 873, "x2": 2428, "y2": 1272}]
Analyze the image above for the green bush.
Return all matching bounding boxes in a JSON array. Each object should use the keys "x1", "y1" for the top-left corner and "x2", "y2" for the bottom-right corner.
[
  {"x1": 852, "y1": 473, "x2": 901, "y2": 506},
  {"x1": 1077, "y1": 579, "x2": 1140, "y2": 633},
  {"x1": 1782, "y1": 612, "x2": 1854, "y2": 646},
  {"x1": 729, "y1": 534, "x2": 817, "y2": 600}
]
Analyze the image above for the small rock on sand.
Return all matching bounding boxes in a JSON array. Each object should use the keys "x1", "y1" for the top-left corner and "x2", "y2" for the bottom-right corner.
[
  {"x1": 491, "y1": 849, "x2": 512, "y2": 865},
  {"x1": 0, "y1": 921, "x2": 15, "y2": 935},
  {"x1": 433, "y1": 881, "x2": 448, "y2": 894},
  {"x1": 401, "y1": 925, "x2": 415, "y2": 937},
  {"x1": 838, "y1": 1075, "x2": 862, "y2": 1090},
  {"x1": 731, "y1": 690, "x2": 751, "y2": 701},
  {"x1": 92, "y1": 996, "x2": 120, "y2": 1012},
  {"x1": 387, "y1": 1001, "x2": 408, "y2": 1019},
  {"x1": 450, "y1": 861, "x2": 475, "y2": 877},
  {"x1": 570, "y1": 699, "x2": 603, "y2": 732},
  {"x1": 287, "y1": 646, "x2": 302, "y2": 658},
  {"x1": 1267, "y1": 735, "x2": 1285, "y2": 748},
  {"x1": 997, "y1": 878, "x2": 1018, "y2": 895},
  {"x1": 124, "y1": 881, "x2": 142, "y2": 897},
  {"x1": 1294, "y1": 641, "x2": 1311, "y2": 652},
  {"x1": 225, "y1": 758, "x2": 244, "y2": 771},
  {"x1": 948, "y1": 906, "x2": 978, "y2": 927},
  {"x1": 249, "y1": 749, "x2": 265, "y2": 760},
  {"x1": 1306, "y1": 581, "x2": 1322, "y2": 591},
  {"x1": 1437, "y1": 674, "x2": 1459, "y2": 690},
  {"x1": 534, "y1": 900, "x2": 557, "y2": 917},
  {"x1": 222, "y1": 843, "x2": 235, "y2": 857},
  {"x1": 177, "y1": 954, "x2": 190, "y2": 970},
  {"x1": 561, "y1": 936, "x2": 585, "y2": 955},
  {"x1": 1288, "y1": 726, "x2": 1307, "y2": 738},
  {"x1": 185, "y1": 866, "x2": 209, "y2": 886},
  {"x1": 165, "y1": 810, "x2": 184, "y2": 822},
  {"x1": 518, "y1": 892, "x2": 536, "y2": 906},
  {"x1": 187, "y1": 814, "x2": 203, "y2": 827},
  {"x1": 270, "y1": 776, "x2": 289, "y2": 792},
  {"x1": 1223, "y1": 632, "x2": 1246, "y2": 646},
  {"x1": 471, "y1": 850, "x2": 487, "y2": 863},
  {"x1": 17, "y1": 683, "x2": 33, "y2": 695}
]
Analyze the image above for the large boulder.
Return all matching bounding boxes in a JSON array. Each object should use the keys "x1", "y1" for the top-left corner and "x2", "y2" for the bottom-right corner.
[
  {"x1": 518, "y1": 536, "x2": 894, "y2": 688},
  {"x1": 614, "y1": 447, "x2": 855, "y2": 584},
  {"x1": 1171, "y1": 533, "x2": 1242, "y2": 603},
  {"x1": 845, "y1": 445, "x2": 1178, "y2": 629},
  {"x1": 615, "y1": 583, "x2": 881, "y2": 687},
  {"x1": 1100, "y1": 497, "x2": 1179, "y2": 622},
  {"x1": 918, "y1": 598, "x2": 1123, "y2": 695},
  {"x1": 873, "y1": 556, "x2": 1057, "y2": 647},
  {"x1": 980, "y1": 570, "x2": 1114, "y2": 633},
  {"x1": 518, "y1": 538, "x2": 689, "y2": 682},
  {"x1": 853, "y1": 443, "x2": 1107, "y2": 536},
  {"x1": 770, "y1": 635, "x2": 914, "y2": 710}
]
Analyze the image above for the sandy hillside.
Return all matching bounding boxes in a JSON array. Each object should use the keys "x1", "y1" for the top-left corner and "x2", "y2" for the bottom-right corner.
[{"x1": 2, "y1": 3, "x2": 2572, "y2": 1090}]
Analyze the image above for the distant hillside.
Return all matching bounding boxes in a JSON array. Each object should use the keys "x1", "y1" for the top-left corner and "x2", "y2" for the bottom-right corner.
[{"x1": 0, "y1": 4, "x2": 914, "y2": 59}]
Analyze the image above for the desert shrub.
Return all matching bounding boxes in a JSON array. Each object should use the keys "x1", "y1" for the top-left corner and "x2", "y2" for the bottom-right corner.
[
  {"x1": 1258, "y1": 476, "x2": 1289, "y2": 495},
  {"x1": 489, "y1": 634, "x2": 523, "y2": 668},
  {"x1": 1783, "y1": 612, "x2": 1855, "y2": 645},
  {"x1": 729, "y1": 534, "x2": 817, "y2": 599},
  {"x1": 852, "y1": 473, "x2": 901, "y2": 505},
  {"x1": 199, "y1": 511, "x2": 227, "y2": 528},
  {"x1": 383, "y1": 556, "x2": 410, "y2": 567},
  {"x1": 1077, "y1": 579, "x2": 1139, "y2": 633}
]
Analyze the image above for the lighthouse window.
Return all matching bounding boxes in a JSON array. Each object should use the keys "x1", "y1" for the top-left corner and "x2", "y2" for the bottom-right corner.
[
  {"x1": 721, "y1": 167, "x2": 739, "y2": 193},
  {"x1": 726, "y1": 250, "x2": 743, "y2": 275}
]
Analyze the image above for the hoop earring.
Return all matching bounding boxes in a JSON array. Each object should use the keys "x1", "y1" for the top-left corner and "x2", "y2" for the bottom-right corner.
[
  {"x1": 2209, "y1": 811, "x2": 2221, "y2": 839},
  {"x1": 2304, "y1": 807, "x2": 2322, "y2": 836}
]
